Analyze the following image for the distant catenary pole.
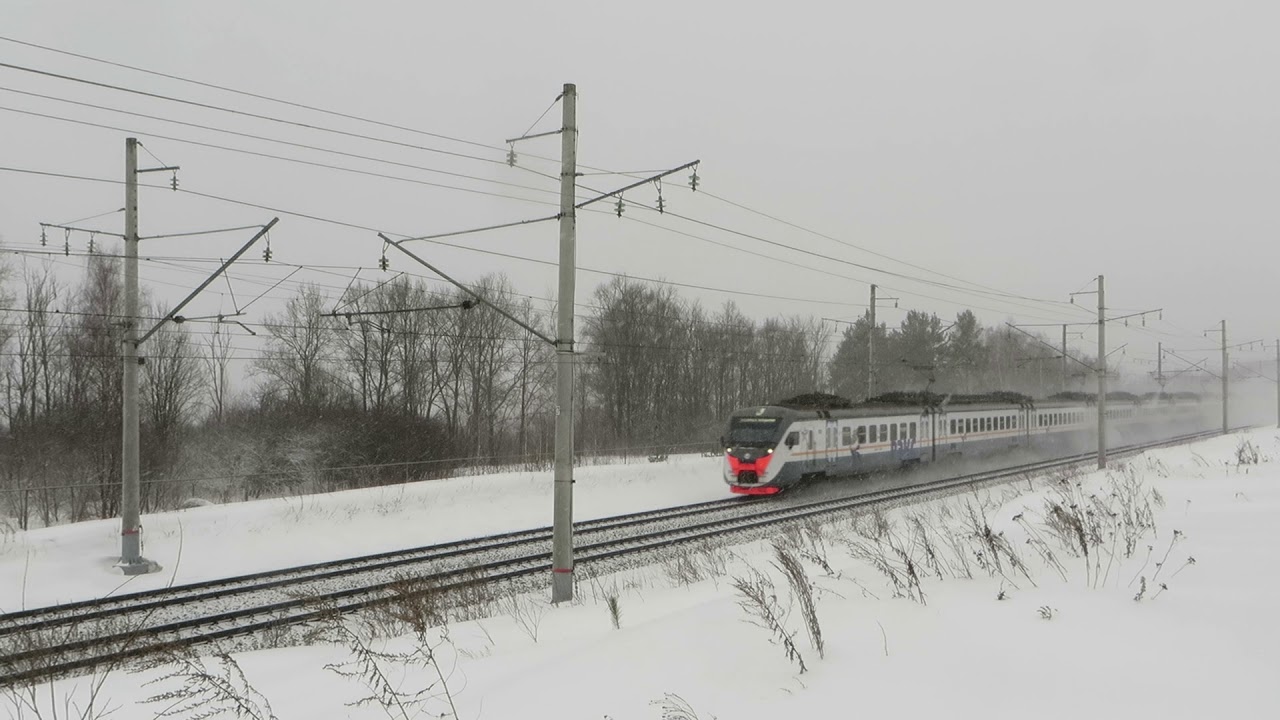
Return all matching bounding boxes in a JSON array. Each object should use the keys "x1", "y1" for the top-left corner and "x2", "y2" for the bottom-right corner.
[
  {"x1": 1097, "y1": 274, "x2": 1106, "y2": 470},
  {"x1": 1221, "y1": 319, "x2": 1228, "y2": 434},
  {"x1": 867, "y1": 284, "x2": 876, "y2": 399}
]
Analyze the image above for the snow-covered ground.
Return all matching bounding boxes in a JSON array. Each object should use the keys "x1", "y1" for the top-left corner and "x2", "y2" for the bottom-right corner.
[
  {"x1": 6, "y1": 430, "x2": 1280, "y2": 719},
  {"x1": 0, "y1": 454, "x2": 728, "y2": 612}
]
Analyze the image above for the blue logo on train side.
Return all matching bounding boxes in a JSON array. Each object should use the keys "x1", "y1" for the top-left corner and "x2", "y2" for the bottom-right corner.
[{"x1": 890, "y1": 437, "x2": 916, "y2": 456}]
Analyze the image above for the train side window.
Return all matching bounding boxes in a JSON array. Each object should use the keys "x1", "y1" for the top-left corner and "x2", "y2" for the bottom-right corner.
[
  {"x1": 879, "y1": 424, "x2": 888, "y2": 441},
  {"x1": 890, "y1": 424, "x2": 898, "y2": 442},
  {"x1": 909, "y1": 422, "x2": 917, "y2": 439},
  {"x1": 869, "y1": 425, "x2": 877, "y2": 443},
  {"x1": 857, "y1": 425, "x2": 867, "y2": 444},
  {"x1": 785, "y1": 431, "x2": 799, "y2": 448},
  {"x1": 842, "y1": 426, "x2": 852, "y2": 446},
  {"x1": 949, "y1": 419, "x2": 956, "y2": 434}
]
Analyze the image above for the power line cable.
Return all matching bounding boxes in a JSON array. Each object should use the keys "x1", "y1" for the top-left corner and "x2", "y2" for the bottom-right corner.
[
  {"x1": 0, "y1": 60, "x2": 510, "y2": 167},
  {"x1": 0, "y1": 105, "x2": 563, "y2": 207},
  {"x1": 0, "y1": 34, "x2": 515, "y2": 156},
  {"x1": 0, "y1": 85, "x2": 561, "y2": 198}
]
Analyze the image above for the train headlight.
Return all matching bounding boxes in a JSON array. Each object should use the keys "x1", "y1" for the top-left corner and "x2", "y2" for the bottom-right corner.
[{"x1": 767, "y1": 448, "x2": 773, "y2": 454}]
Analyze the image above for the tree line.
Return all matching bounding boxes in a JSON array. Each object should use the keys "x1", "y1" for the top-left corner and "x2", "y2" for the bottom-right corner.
[{"x1": 0, "y1": 255, "x2": 1083, "y2": 527}]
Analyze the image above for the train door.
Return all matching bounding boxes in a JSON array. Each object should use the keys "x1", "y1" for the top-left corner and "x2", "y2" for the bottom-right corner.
[
  {"x1": 931, "y1": 411, "x2": 942, "y2": 461},
  {"x1": 825, "y1": 419, "x2": 838, "y2": 468},
  {"x1": 804, "y1": 426, "x2": 817, "y2": 474}
]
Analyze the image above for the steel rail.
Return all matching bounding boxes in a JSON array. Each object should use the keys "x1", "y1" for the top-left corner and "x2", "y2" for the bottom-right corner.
[{"x1": 0, "y1": 495, "x2": 754, "y2": 636}]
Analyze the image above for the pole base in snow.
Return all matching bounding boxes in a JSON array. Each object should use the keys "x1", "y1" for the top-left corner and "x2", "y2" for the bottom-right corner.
[
  {"x1": 119, "y1": 558, "x2": 162, "y2": 576},
  {"x1": 552, "y1": 570, "x2": 573, "y2": 603}
]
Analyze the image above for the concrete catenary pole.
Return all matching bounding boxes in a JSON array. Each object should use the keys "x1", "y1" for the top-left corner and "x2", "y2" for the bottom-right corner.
[
  {"x1": 1061, "y1": 324, "x2": 1068, "y2": 392},
  {"x1": 551, "y1": 84, "x2": 578, "y2": 604},
  {"x1": 121, "y1": 138, "x2": 158, "y2": 575},
  {"x1": 1157, "y1": 342, "x2": 1163, "y2": 389},
  {"x1": 1097, "y1": 274, "x2": 1107, "y2": 470},
  {"x1": 867, "y1": 284, "x2": 876, "y2": 399},
  {"x1": 1221, "y1": 319, "x2": 1228, "y2": 434}
]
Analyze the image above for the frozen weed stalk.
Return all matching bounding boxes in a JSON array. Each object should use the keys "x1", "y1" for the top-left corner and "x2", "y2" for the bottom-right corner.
[
  {"x1": 606, "y1": 592, "x2": 623, "y2": 630},
  {"x1": 502, "y1": 591, "x2": 548, "y2": 643},
  {"x1": 652, "y1": 693, "x2": 715, "y2": 720},
  {"x1": 843, "y1": 513, "x2": 928, "y2": 604},
  {"x1": 1235, "y1": 438, "x2": 1261, "y2": 467},
  {"x1": 731, "y1": 566, "x2": 807, "y2": 674},
  {"x1": 321, "y1": 617, "x2": 461, "y2": 720},
  {"x1": 772, "y1": 540, "x2": 824, "y2": 659},
  {"x1": 144, "y1": 648, "x2": 278, "y2": 720}
]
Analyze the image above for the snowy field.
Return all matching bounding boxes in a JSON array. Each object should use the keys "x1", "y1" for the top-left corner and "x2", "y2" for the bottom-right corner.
[{"x1": 5, "y1": 429, "x2": 1280, "y2": 719}]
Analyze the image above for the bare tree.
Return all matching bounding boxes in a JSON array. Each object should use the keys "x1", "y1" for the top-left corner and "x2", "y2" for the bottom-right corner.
[
  {"x1": 140, "y1": 303, "x2": 204, "y2": 509},
  {"x1": 203, "y1": 325, "x2": 235, "y2": 423},
  {"x1": 253, "y1": 284, "x2": 338, "y2": 409}
]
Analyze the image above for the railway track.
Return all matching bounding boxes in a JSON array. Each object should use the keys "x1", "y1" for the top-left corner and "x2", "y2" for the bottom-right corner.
[{"x1": 0, "y1": 427, "x2": 1239, "y2": 685}]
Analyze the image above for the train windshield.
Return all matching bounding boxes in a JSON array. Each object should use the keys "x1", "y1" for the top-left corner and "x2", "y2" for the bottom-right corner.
[{"x1": 727, "y1": 417, "x2": 783, "y2": 446}]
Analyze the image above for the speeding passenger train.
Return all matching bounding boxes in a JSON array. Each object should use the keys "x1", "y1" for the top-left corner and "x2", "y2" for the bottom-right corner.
[{"x1": 722, "y1": 392, "x2": 1206, "y2": 495}]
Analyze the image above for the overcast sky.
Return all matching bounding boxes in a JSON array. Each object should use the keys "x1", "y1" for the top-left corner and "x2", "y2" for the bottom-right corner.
[{"x1": 2, "y1": 1, "x2": 1277, "y2": 386}]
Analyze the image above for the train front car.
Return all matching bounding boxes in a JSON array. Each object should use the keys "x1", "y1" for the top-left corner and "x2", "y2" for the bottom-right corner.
[{"x1": 722, "y1": 406, "x2": 795, "y2": 495}]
